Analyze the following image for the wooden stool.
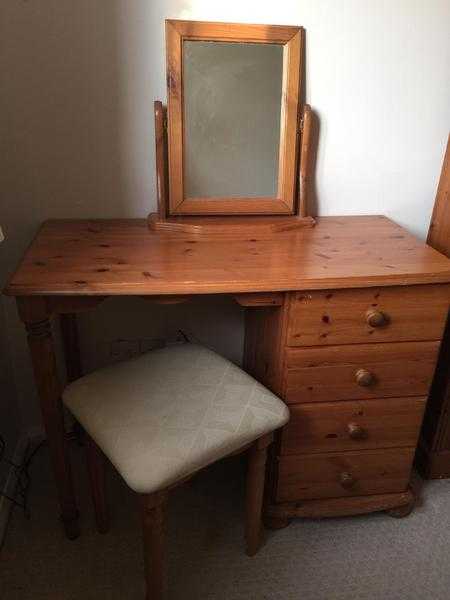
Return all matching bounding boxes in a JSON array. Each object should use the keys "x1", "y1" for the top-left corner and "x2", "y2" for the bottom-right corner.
[{"x1": 63, "y1": 343, "x2": 289, "y2": 599}]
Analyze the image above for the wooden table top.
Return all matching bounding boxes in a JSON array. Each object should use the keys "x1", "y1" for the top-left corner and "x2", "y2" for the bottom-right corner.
[{"x1": 4, "y1": 216, "x2": 450, "y2": 297}]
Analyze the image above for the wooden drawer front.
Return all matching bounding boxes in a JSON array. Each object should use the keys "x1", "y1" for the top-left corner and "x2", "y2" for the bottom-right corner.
[
  {"x1": 287, "y1": 285, "x2": 449, "y2": 347},
  {"x1": 284, "y1": 341, "x2": 440, "y2": 404},
  {"x1": 276, "y1": 447, "x2": 414, "y2": 502},
  {"x1": 280, "y1": 396, "x2": 426, "y2": 455}
]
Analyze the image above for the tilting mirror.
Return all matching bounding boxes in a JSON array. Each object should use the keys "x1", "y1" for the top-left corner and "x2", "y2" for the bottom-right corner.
[
  {"x1": 165, "y1": 20, "x2": 304, "y2": 216},
  {"x1": 183, "y1": 41, "x2": 283, "y2": 199}
]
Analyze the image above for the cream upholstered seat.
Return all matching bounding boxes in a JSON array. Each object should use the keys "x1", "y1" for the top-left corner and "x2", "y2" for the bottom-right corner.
[
  {"x1": 64, "y1": 342, "x2": 289, "y2": 599},
  {"x1": 63, "y1": 343, "x2": 289, "y2": 494}
]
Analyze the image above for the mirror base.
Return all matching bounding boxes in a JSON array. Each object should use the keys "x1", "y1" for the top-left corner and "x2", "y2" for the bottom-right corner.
[{"x1": 147, "y1": 213, "x2": 315, "y2": 235}]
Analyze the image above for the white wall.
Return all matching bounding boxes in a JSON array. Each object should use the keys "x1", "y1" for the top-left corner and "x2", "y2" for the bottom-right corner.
[{"x1": 1, "y1": 0, "x2": 449, "y2": 434}]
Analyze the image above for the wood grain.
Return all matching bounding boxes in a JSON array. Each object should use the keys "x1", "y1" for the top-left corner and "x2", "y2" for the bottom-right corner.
[
  {"x1": 4, "y1": 216, "x2": 450, "y2": 296},
  {"x1": 148, "y1": 213, "x2": 315, "y2": 233},
  {"x1": 276, "y1": 447, "x2": 415, "y2": 502},
  {"x1": 165, "y1": 19, "x2": 303, "y2": 215},
  {"x1": 166, "y1": 20, "x2": 302, "y2": 43},
  {"x1": 281, "y1": 396, "x2": 426, "y2": 455},
  {"x1": 266, "y1": 488, "x2": 414, "y2": 519},
  {"x1": 298, "y1": 104, "x2": 312, "y2": 217},
  {"x1": 287, "y1": 284, "x2": 450, "y2": 347},
  {"x1": 244, "y1": 305, "x2": 289, "y2": 395},
  {"x1": 284, "y1": 341, "x2": 440, "y2": 403},
  {"x1": 234, "y1": 292, "x2": 284, "y2": 307},
  {"x1": 418, "y1": 135, "x2": 450, "y2": 479},
  {"x1": 16, "y1": 296, "x2": 80, "y2": 539},
  {"x1": 154, "y1": 101, "x2": 168, "y2": 220},
  {"x1": 427, "y1": 134, "x2": 450, "y2": 258}
]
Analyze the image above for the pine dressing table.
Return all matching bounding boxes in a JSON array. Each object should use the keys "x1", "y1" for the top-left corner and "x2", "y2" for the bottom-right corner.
[
  {"x1": 4, "y1": 19, "x2": 450, "y2": 539},
  {"x1": 4, "y1": 215, "x2": 450, "y2": 537}
]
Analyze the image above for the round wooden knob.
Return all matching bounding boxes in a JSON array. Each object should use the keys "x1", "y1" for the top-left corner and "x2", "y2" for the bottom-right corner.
[
  {"x1": 355, "y1": 369, "x2": 375, "y2": 387},
  {"x1": 339, "y1": 472, "x2": 357, "y2": 489},
  {"x1": 347, "y1": 422, "x2": 367, "y2": 440},
  {"x1": 366, "y1": 309, "x2": 389, "y2": 328}
]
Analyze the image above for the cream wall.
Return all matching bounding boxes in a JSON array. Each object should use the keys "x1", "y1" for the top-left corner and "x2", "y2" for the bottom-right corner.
[{"x1": 1, "y1": 0, "x2": 449, "y2": 435}]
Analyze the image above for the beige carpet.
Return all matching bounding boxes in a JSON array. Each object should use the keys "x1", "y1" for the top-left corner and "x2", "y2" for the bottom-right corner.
[{"x1": 2, "y1": 442, "x2": 450, "y2": 600}]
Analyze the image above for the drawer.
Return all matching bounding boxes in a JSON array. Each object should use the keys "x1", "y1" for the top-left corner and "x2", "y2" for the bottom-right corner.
[
  {"x1": 287, "y1": 284, "x2": 449, "y2": 347},
  {"x1": 276, "y1": 447, "x2": 414, "y2": 502},
  {"x1": 280, "y1": 396, "x2": 426, "y2": 455},
  {"x1": 284, "y1": 341, "x2": 439, "y2": 404}
]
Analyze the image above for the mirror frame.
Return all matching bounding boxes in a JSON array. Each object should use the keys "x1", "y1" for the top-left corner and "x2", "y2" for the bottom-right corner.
[{"x1": 165, "y1": 20, "x2": 304, "y2": 216}]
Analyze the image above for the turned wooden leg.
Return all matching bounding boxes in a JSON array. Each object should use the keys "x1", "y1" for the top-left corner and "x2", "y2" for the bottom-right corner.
[
  {"x1": 86, "y1": 435, "x2": 109, "y2": 534},
  {"x1": 17, "y1": 297, "x2": 80, "y2": 540},
  {"x1": 245, "y1": 433, "x2": 273, "y2": 557},
  {"x1": 141, "y1": 491, "x2": 168, "y2": 600}
]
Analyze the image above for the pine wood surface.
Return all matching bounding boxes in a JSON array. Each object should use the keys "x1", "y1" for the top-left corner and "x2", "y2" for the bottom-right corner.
[
  {"x1": 427, "y1": 134, "x2": 450, "y2": 258},
  {"x1": 242, "y1": 288, "x2": 447, "y2": 519},
  {"x1": 265, "y1": 488, "x2": 415, "y2": 519},
  {"x1": 287, "y1": 284, "x2": 450, "y2": 346},
  {"x1": 276, "y1": 447, "x2": 415, "y2": 502},
  {"x1": 417, "y1": 134, "x2": 450, "y2": 479},
  {"x1": 165, "y1": 20, "x2": 302, "y2": 215},
  {"x1": 4, "y1": 216, "x2": 450, "y2": 297},
  {"x1": 280, "y1": 396, "x2": 426, "y2": 455},
  {"x1": 284, "y1": 341, "x2": 440, "y2": 403}
]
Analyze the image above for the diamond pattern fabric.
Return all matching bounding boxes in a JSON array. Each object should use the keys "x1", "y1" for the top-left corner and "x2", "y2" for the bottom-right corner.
[{"x1": 63, "y1": 343, "x2": 289, "y2": 493}]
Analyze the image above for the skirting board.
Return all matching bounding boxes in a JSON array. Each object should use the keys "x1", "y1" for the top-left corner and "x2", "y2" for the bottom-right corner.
[{"x1": 0, "y1": 431, "x2": 45, "y2": 548}]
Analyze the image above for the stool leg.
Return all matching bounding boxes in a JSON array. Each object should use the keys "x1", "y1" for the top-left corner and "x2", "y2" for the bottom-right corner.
[
  {"x1": 141, "y1": 491, "x2": 168, "y2": 600},
  {"x1": 245, "y1": 433, "x2": 273, "y2": 557},
  {"x1": 85, "y1": 435, "x2": 109, "y2": 534}
]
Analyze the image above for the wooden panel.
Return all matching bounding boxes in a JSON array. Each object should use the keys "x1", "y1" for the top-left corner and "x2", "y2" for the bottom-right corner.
[
  {"x1": 234, "y1": 292, "x2": 284, "y2": 307},
  {"x1": 148, "y1": 214, "x2": 315, "y2": 233},
  {"x1": 243, "y1": 305, "x2": 288, "y2": 395},
  {"x1": 287, "y1": 285, "x2": 450, "y2": 347},
  {"x1": 420, "y1": 316, "x2": 450, "y2": 450},
  {"x1": 416, "y1": 445, "x2": 450, "y2": 480},
  {"x1": 4, "y1": 217, "x2": 450, "y2": 296},
  {"x1": 297, "y1": 104, "x2": 312, "y2": 218},
  {"x1": 427, "y1": 134, "x2": 450, "y2": 258},
  {"x1": 281, "y1": 396, "x2": 426, "y2": 455},
  {"x1": 418, "y1": 135, "x2": 450, "y2": 479},
  {"x1": 165, "y1": 21, "x2": 301, "y2": 43},
  {"x1": 276, "y1": 447, "x2": 414, "y2": 502},
  {"x1": 154, "y1": 101, "x2": 168, "y2": 220},
  {"x1": 284, "y1": 341, "x2": 440, "y2": 403},
  {"x1": 266, "y1": 489, "x2": 414, "y2": 519}
]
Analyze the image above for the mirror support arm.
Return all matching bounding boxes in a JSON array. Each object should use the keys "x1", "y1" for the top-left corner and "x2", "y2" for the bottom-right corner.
[{"x1": 297, "y1": 104, "x2": 313, "y2": 218}]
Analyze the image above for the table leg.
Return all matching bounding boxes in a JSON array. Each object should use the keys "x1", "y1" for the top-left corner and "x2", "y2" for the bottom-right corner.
[{"x1": 18, "y1": 297, "x2": 80, "y2": 539}]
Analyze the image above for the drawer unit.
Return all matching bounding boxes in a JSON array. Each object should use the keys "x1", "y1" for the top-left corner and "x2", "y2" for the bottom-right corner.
[
  {"x1": 280, "y1": 396, "x2": 426, "y2": 455},
  {"x1": 284, "y1": 341, "x2": 439, "y2": 404},
  {"x1": 287, "y1": 284, "x2": 449, "y2": 347},
  {"x1": 276, "y1": 447, "x2": 415, "y2": 502},
  {"x1": 242, "y1": 277, "x2": 449, "y2": 520}
]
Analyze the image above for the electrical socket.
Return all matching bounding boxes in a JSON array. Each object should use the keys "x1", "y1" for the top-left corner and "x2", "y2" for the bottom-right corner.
[
  {"x1": 92, "y1": 334, "x2": 191, "y2": 370},
  {"x1": 104, "y1": 337, "x2": 165, "y2": 366}
]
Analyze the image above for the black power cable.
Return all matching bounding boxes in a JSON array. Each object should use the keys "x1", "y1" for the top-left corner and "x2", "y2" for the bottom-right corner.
[{"x1": 0, "y1": 434, "x2": 46, "y2": 517}]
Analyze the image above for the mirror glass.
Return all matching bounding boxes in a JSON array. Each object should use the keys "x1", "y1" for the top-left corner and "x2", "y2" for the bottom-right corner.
[{"x1": 183, "y1": 41, "x2": 283, "y2": 198}]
